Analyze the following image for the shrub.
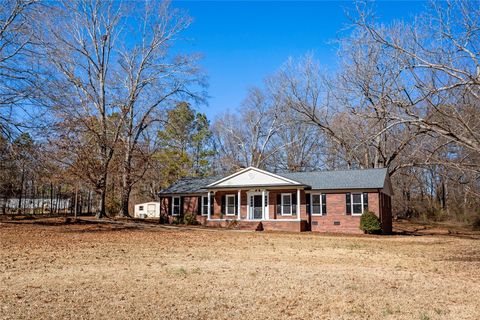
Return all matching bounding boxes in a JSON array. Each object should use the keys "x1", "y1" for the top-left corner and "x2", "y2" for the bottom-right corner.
[
  {"x1": 172, "y1": 216, "x2": 182, "y2": 225},
  {"x1": 183, "y1": 213, "x2": 199, "y2": 225},
  {"x1": 360, "y1": 211, "x2": 382, "y2": 234}
]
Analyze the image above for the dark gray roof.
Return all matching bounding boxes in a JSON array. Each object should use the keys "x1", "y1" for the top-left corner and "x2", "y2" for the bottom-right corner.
[
  {"x1": 158, "y1": 168, "x2": 388, "y2": 195},
  {"x1": 279, "y1": 168, "x2": 388, "y2": 190},
  {"x1": 158, "y1": 175, "x2": 222, "y2": 194}
]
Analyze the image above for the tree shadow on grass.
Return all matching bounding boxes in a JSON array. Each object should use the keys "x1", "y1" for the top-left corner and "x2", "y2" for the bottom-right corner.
[
  {"x1": 0, "y1": 216, "x2": 149, "y2": 233},
  {"x1": 393, "y1": 222, "x2": 480, "y2": 240}
]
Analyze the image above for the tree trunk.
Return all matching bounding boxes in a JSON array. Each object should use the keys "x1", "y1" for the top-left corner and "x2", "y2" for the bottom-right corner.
[
  {"x1": 41, "y1": 187, "x2": 45, "y2": 215},
  {"x1": 17, "y1": 164, "x2": 25, "y2": 214},
  {"x1": 55, "y1": 186, "x2": 60, "y2": 215},
  {"x1": 119, "y1": 186, "x2": 132, "y2": 218},
  {"x1": 96, "y1": 178, "x2": 108, "y2": 218},
  {"x1": 119, "y1": 146, "x2": 132, "y2": 218},
  {"x1": 87, "y1": 190, "x2": 91, "y2": 215},
  {"x1": 50, "y1": 182, "x2": 53, "y2": 215},
  {"x1": 74, "y1": 186, "x2": 78, "y2": 220},
  {"x1": 31, "y1": 179, "x2": 35, "y2": 215}
]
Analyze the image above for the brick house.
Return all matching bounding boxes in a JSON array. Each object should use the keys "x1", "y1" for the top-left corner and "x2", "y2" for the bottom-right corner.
[{"x1": 158, "y1": 167, "x2": 393, "y2": 234}]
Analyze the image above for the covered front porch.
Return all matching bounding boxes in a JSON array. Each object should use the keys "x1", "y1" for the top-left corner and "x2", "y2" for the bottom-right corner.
[
  {"x1": 204, "y1": 167, "x2": 308, "y2": 228},
  {"x1": 205, "y1": 188, "x2": 305, "y2": 222}
]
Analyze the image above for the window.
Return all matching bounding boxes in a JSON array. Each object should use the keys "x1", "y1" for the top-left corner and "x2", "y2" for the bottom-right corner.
[
  {"x1": 139, "y1": 205, "x2": 144, "y2": 211},
  {"x1": 311, "y1": 194, "x2": 320, "y2": 215},
  {"x1": 311, "y1": 193, "x2": 327, "y2": 215},
  {"x1": 201, "y1": 196, "x2": 209, "y2": 216},
  {"x1": 352, "y1": 193, "x2": 363, "y2": 215},
  {"x1": 281, "y1": 193, "x2": 292, "y2": 215},
  {"x1": 311, "y1": 194, "x2": 321, "y2": 215},
  {"x1": 172, "y1": 197, "x2": 180, "y2": 216},
  {"x1": 226, "y1": 195, "x2": 236, "y2": 215},
  {"x1": 346, "y1": 193, "x2": 368, "y2": 215}
]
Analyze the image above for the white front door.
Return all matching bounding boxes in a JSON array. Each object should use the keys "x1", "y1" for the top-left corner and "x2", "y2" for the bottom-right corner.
[{"x1": 247, "y1": 191, "x2": 269, "y2": 220}]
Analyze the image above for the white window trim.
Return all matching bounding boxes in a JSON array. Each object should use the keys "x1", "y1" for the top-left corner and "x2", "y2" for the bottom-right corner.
[
  {"x1": 281, "y1": 193, "x2": 292, "y2": 216},
  {"x1": 310, "y1": 193, "x2": 324, "y2": 216},
  {"x1": 225, "y1": 194, "x2": 236, "y2": 216},
  {"x1": 201, "y1": 196, "x2": 208, "y2": 216},
  {"x1": 351, "y1": 193, "x2": 364, "y2": 216},
  {"x1": 172, "y1": 196, "x2": 180, "y2": 216}
]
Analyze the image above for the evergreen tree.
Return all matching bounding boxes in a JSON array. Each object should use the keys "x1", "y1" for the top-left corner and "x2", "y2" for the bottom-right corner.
[{"x1": 157, "y1": 102, "x2": 214, "y2": 187}]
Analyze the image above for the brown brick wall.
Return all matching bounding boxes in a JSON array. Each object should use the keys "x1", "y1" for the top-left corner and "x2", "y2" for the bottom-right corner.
[
  {"x1": 369, "y1": 193, "x2": 379, "y2": 216},
  {"x1": 182, "y1": 196, "x2": 199, "y2": 215},
  {"x1": 310, "y1": 192, "x2": 381, "y2": 234},
  {"x1": 160, "y1": 197, "x2": 170, "y2": 215},
  {"x1": 210, "y1": 191, "x2": 242, "y2": 219},
  {"x1": 262, "y1": 220, "x2": 307, "y2": 232},
  {"x1": 268, "y1": 189, "x2": 307, "y2": 220},
  {"x1": 379, "y1": 193, "x2": 393, "y2": 234},
  {"x1": 204, "y1": 220, "x2": 305, "y2": 232}
]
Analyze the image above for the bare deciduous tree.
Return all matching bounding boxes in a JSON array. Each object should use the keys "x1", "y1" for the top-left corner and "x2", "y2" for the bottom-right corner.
[
  {"x1": 0, "y1": 0, "x2": 38, "y2": 138},
  {"x1": 355, "y1": 0, "x2": 480, "y2": 155},
  {"x1": 34, "y1": 0, "x2": 125, "y2": 218},
  {"x1": 116, "y1": 1, "x2": 204, "y2": 217},
  {"x1": 213, "y1": 88, "x2": 285, "y2": 171}
]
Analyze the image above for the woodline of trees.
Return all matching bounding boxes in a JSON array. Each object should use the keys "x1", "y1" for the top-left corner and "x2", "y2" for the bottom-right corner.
[
  {"x1": 1, "y1": 0, "x2": 208, "y2": 218},
  {"x1": 212, "y1": 0, "x2": 480, "y2": 224},
  {"x1": 0, "y1": 0, "x2": 479, "y2": 225}
]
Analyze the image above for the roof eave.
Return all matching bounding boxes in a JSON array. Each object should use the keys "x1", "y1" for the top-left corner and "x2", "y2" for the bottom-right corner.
[{"x1": 205, "y1": 183, "x2": 309, "y2": 190}]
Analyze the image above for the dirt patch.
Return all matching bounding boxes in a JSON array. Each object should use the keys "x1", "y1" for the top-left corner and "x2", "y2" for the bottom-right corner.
[{"x1": 1, "y1": 218, "x2": 479, "y2": 319}]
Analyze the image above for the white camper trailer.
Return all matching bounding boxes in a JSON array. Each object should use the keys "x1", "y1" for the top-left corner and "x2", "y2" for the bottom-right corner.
[{"x1": 134, "y1": 202, "x2": 160, "y2": 218}]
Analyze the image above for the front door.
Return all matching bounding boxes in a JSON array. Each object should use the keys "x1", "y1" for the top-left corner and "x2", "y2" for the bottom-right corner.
[
  {"x1": 252, "y1": 195, "x2": 263, "y2": 220},
  {"x1": 247, "y1": 191, "x2": 269, "y2": 220}
]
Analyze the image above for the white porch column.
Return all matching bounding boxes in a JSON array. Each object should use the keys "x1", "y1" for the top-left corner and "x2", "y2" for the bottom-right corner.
[
  {"x1": 297, "y1": 188, "x2": 301, "y2": 221},
  {"x1": 207, "y1": 191, "x2": 211, "y2": 220},
  {"x1": 237, "y1": 190, "x2": 241, "y2": 220},
  {"x1": 262, "y1": 189, "x2": 266, "y2": 220}
]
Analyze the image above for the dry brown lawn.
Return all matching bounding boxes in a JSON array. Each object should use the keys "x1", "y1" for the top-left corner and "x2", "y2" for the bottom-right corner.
[{"x1": 1, "y1": 218, "x2": 479, "y2": 320}]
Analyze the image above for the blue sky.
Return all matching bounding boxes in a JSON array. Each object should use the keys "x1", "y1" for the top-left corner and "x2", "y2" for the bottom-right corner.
[{"x1": 172, "y1": 1, "x2": 427, "y2": 120}]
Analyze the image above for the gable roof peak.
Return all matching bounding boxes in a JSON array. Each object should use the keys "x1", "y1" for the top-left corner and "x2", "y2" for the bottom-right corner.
[{"x1": 207, "y1": 166, "x2": 302, "y2": 188}]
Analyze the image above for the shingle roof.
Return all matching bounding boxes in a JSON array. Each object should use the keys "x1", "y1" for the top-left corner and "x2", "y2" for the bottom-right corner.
[
  {"x1": 279, "y1": 168, "x2": 388, "y2": 190},
  {"x1": 158, "y1": 175, "x2": 222, "y2": 194},
  {"x1": 158, "y1": 168, "x2": 388, "y2": 195}
]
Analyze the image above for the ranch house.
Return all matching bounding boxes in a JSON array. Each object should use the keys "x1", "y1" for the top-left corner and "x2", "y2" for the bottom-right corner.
[{"x1": 158, "y1": 167, "x2": 393, "y2": 234}]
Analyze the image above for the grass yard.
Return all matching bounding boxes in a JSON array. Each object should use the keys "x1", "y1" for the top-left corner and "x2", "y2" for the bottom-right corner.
[{"x1": 1, "y1": 218, "x2": 479, "y2": 320}]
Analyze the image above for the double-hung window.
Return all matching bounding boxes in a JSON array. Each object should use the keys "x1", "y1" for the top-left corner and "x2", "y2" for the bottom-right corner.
[
  {"x1": 226, "y1": 195, "x2": 236, "y2": 216},
  {"x1": 281, "y1": 193, "x2": 292, "y2": 215},
  {"x1": 346, "y1": 192, "x2": 368, "y2": 215},
  {"x1": 201, "y1": 196, "x2": 209, "y2": 216},
  {"x1": 311, "y1": 193, "x2": 327, "y2": 215},
  {"x1": 352, "y1": 193, "x2": 363, "y2": 215},
  {"x1": 172, "y1": 197, "x2": 180, "y2": 216}
]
